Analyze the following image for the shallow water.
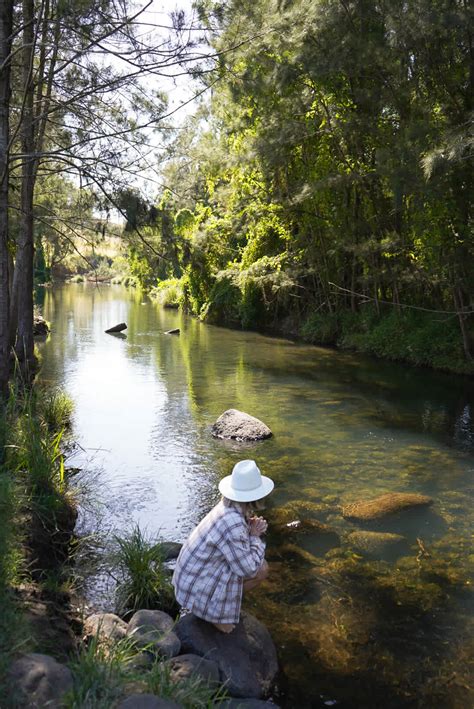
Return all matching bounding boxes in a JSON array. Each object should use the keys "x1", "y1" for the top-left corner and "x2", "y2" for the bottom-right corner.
[{"x1": 37, "y1": 284, "x2": 474, "y2": 708}]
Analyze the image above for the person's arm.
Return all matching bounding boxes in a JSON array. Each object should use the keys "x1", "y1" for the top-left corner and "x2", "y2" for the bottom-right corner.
[{"x1": 219, "y1": 518, "x2": 266, "y2": 579}]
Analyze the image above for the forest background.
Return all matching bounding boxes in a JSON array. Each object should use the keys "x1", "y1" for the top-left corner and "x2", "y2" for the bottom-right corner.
[{"x1": 1, "y1": 0, "x2": 473, "y2": 392}]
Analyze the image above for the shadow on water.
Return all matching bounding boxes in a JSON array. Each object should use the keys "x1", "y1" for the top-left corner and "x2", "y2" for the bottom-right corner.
[{"x1": 36, "y1": 285, "x2": 474, "y2": 709}]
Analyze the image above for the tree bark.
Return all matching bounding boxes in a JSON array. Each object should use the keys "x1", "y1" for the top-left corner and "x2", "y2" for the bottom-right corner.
[
  {"x1": 0, "y1": 0, "x2": 13, "y2": 399},
  {"x1": 11, "y1": 0, "x2": 36, "y2": 371}
]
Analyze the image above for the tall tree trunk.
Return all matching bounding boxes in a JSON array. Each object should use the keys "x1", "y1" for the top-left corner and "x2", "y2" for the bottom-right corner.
[
  {"x1": 12, "y1": 0, "x2": 36, "y2": 372},
  {"x1": 453, "y1": 286, "x2": 472, "y2": 361},
  {"x1": 0, "y1": 0, "x2": 13, "y2": 400}
]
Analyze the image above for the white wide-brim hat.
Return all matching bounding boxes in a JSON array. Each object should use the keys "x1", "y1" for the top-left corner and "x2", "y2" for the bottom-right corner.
[{"x1": 219, "y1": 459, "x2": 274, "y2": 503}]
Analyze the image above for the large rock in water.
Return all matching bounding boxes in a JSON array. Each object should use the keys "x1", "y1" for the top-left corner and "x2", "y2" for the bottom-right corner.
[
  {"x1": 105, "y1": 322, "x2": 127, "y2": 333},
  {"x1": 126, "y1": 610, "x2": 181, "y2": 659},
  {"x1": 8, "y1": 653, "x2": 73, "y2": 708},
  {"x1": 211, "y1": 409, "x2": 272, "y2": 442},
  {"x1": 160, "y1": 541, "x2": 182, "y2": 561},
  {"x1": 347, "y1": 531, "x2": 409, "y2": 560},
  {"x1": 342, "y1": 493, "x2": 433, "y2": 522},
  {"x1": 174, "y1": 612, "x2": 278, "y2": 698}
]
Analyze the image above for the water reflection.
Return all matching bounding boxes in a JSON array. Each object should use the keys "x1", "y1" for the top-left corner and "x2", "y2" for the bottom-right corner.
[{"x1": 37, "y1": 284, "x2": 474, "y2": 709}]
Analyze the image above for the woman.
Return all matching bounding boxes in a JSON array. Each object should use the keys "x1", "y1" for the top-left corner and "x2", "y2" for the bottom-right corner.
[{"x1": 172, "y1": 459, "x2": 274, "y2": 633}]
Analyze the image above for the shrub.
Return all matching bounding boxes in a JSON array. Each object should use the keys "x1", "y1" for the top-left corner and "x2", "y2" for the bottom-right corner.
[
  {"x1": 151, "y1": 278, "x2": 184, "y2": 308},
  {"x1": 301, "y1": 311, "x2": 340, "y2": 345}
]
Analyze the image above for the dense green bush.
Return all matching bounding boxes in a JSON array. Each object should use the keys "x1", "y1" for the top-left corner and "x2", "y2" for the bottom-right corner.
[
  {"x1": 150, "y1": 278, "x2": 184, "y2": 308},
  {"x1": 301, "y1": 306, "x2": 471, "y2": 373}
]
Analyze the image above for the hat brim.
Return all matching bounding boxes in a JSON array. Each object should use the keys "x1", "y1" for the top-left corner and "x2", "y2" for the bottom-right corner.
[{"x1": 218, "y1": 475, "x2": 274, "y2": 503}]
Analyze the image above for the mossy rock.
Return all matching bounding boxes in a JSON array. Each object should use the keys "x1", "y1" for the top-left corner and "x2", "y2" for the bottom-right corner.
[
  {"x1": 342, "y1": 493, "x2": 433, "y2": 522},
  {"x1": 346, "y1": 531, "x2": 409, "y2": 561}
]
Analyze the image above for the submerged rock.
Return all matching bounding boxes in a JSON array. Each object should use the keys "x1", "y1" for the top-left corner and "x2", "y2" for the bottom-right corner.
[
  {"x1": 117, "y1": 695, "x2": 183, "y2": 709},
  {"x1": 277, "y1": 518, "x2": 340, "y2": 557},
  {"x1": 211, "y1": 409, "x2": 272, "y2": 442},
  {"x1": 105, "y1": 322, "x2": 127, "y2": 333},
  {"x1": 126, "y1": 610, "x2": 181, "y2": 659},
  {"x1": 83, "y1": 612, "x2": 128, "y2": 644},
  {"x1": 33, "y1": 315, "x2": 49, "y2": 337},
  {"x1": 342, "y1": 493, "x2": 433, "y2": 522},
  {"x1": 175, "y1": 611, "x2": 278, "y2": 698},
  {"x1": 163, "y1": 653, "x2": 220, "y2": 685},
  {"x1": 9, "y1": 653, "x2": 73, "y2": 708},
  {"x1": 347, "y1": 531, "x2": 409, "y2": 560}
]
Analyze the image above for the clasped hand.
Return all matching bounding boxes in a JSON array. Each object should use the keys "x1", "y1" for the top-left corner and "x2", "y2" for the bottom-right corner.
[{"x1": 249, "y1": 516, "x2": 268, "y2": 536}]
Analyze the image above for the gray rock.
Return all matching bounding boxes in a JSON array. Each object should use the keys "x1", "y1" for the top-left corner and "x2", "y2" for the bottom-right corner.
[
  {"x1": 347, "y1": 531, "x2": 408, "y2": 560},
  {"x1": 8, "y1": 653, "x2": 73, "y2": 708},
  {"x1": 342, "y1": 493, "x2": 433, "y2": 522},
  {"x1": 127, "y1": 610, "x2": 181, "y2": 659},
  {"x1": 105, "y1": 322, "x2": 127, "y2": 333},
  {"x1": 160, "y1": 541, "x2": 182, "y2": 561},
  {"x1": 211, "y1": 409, "x2": 272, "y2": 442},
  {"x1": 218, "y1": 701, "x2": 280, "y2": 708},
  {"x1": 117, "y1": 695, "x2": 183, "y2": 709},
  {"x1": 164, "y1": 328, "x2": 180, "y2": 335},
  {"x1": 124, "y1": 652, "x2": 154, "y2": 672},
  {"x1": 83, "y1": 612, "x2": 128, "y2": 643},
  {"x1": 163, "y1": 653, "x2": 220, "y2": 685},
  {"x1": 175, "y1": 612, "x2": 278, "y2": 698}
]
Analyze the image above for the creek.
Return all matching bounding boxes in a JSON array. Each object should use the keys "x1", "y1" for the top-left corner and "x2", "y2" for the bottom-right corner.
[{"x1": 37, "y1": 283, "x2": 474, "y2": 709}]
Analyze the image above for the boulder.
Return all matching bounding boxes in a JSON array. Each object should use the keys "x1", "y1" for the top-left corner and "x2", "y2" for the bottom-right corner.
[
  {"x1": 218, "y1": 701, "x2": 280, "y2": 709},
  {"x1": 126, "y1": 610, "x2": 181, "y2": 659},
  {"x1": 8, "y1": 653, "x2": 73, "y2": 708},
  {"x1": 164, "y1": 328, "x2": 180, "y2": 335},
  {"x1": 163, "y1": 653, "x2": 220, "y2": 686},
  {"x1": 211, "y1": 409, "x2": 272, "y2": 442},
  {"x1": 342, "y1": 493, "x2": 433, "y2": 522},
  {"x1": 83, "y1": 612, "x2": 128, "y2": 644},
  {"x1": 160, "y1": 541, "x2": 182, "y2": 561},
  {"x1": 347, "y1": 531, "x2": 409, "y2": 560},
  {"x1": 175, "y1": 612, "x2": 278, "y2": 698},
  {"x1": 105, "y1": 322, "x2": 127, "y2": 333},
  {"x1": 33, "y1": 316, "x2": 49, "y2": 337},
  {"x1": 117, "y1": 695, "x2": 183, "y2": 709}
]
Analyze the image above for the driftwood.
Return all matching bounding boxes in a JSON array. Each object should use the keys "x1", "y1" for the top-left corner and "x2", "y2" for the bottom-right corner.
[{"x1": 105, "y1": 323, "x2": 127, "y2": 334}]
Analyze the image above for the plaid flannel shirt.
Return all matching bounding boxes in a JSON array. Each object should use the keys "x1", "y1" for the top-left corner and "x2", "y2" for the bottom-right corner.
[{"x1": 172, "y1": 499, "x2": 266, "y2": 624}]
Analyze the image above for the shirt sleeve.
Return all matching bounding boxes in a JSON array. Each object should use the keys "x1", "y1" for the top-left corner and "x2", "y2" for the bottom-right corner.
[{"x1": 219, "y1": 519, "x2": 266, "y2": 579}]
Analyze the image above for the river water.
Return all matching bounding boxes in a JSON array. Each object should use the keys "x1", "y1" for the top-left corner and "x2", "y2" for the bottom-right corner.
[{"x1": 37, "y1": 284, "x2": 474, "y2": 709}]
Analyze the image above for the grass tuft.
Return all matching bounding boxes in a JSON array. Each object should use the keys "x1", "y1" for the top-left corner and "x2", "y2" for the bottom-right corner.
[
  {"x1": 66, "y1": 634, "x2": 138, "y2": 708},
  {"x1": 39, "y1": 389, "x2": 74, "y2": 432},
  {"x1": 144, "y1": 659, "x2": 228, "y2": 708},
  {"x1": 113, "y1": 526, "x2": 176, "y2": 618}
]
